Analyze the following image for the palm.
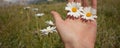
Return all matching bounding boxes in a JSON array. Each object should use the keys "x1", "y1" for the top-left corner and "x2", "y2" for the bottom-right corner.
[{"x1": 55, "y1": 17, "x2": 97, "y2": 43}]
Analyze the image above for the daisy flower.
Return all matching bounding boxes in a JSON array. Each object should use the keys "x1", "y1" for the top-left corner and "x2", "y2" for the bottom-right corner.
[
  {"x1": 45, "y1": 20, "x2": 54, "y2": 26},
  {"x1": 65, "y1": 2, "x2": 83, "y2": 18},
  {"x1": 32, "y1": 8, "x2": 39, "y2": 11},
  {"x1": 81, "y1": 7, "x2": 97, "y2": 20},
  {"x1": 35, "y1": 13, "x2": 44, "y2": 17},
  {"x1": 24, "y1": 6, "x2": 31, "y2": 10},
  {"x1": 40, "y1": 26, "x2": 56, "y2": 35}
]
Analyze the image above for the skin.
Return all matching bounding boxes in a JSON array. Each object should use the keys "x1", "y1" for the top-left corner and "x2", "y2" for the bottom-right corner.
[{"x1": 51, "y1": 0, "x2": 97, "y2": 48}]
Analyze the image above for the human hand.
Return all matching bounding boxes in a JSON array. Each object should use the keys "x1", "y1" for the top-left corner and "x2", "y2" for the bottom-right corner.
[{"x1": 51, "y1": 0, "x2": 97, "y2": 48}]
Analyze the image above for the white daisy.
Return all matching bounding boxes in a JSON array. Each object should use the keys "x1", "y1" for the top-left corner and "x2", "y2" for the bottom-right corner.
[
  {"x1": 35, "y1": 13, "x2": 44, "y2": 17},
  {"x1": 40, "y1": 26, "x2": 56, "y2": 35},
  {"x1": 32, "y1": 8, "x2": 39, "y2": 11},
  {"x1": 45, "y1": 20, "x2": 54, "y2": 26},
  {"x1": 24, "y1": 6, "x2": 31, "y2": 10},
  {"x1": 81, "y1": 7, "x2": 97, "y2": 20},
  {"x1": 65, "y1": 2, "x2": 83, "y2": 18}
]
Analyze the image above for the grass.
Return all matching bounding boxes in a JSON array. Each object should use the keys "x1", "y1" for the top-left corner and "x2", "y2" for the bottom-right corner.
[{"x1": 0, "y1": 0, "x2": 120, "y2": 48}]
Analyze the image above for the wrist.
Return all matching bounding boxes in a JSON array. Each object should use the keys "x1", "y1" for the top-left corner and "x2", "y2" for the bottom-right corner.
[{"x1": 64, "y1": 40, "x2": 95, "y2": 48}]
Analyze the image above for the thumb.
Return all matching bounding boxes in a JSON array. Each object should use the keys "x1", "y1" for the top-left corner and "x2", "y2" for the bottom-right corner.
[{"x1": 51, "y1": 11, "x2": 64, "y2": 22}]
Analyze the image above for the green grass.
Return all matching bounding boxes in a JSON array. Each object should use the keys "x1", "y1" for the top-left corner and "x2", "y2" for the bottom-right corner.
[{"x1": 0, "y1": 0, "x2": 120, "y2": 48}]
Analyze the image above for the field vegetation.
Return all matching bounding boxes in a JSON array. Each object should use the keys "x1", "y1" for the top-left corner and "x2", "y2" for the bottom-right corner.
[{"x1": 0, "y1": 0, "x2": 120, "y2": 48}]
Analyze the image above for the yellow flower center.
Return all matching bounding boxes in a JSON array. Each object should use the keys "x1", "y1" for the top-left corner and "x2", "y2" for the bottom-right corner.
[
  {"x1": 86, "y1": 12, "x2": 92, "y2": 17},
  {"x1": 72, "y1": 7, "x2": 77, "y2": 12}
]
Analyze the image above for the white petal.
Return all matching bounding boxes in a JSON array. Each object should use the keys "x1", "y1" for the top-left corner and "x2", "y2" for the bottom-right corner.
[
  {"x1": 45, "y1": 20, "x2": 54, "y2": 25},
  {"x1": 67, "y1": 2, "x2": 72, "y2": 7},
  {"x1": 75, "y1": 12, "x2": 80, "y2": 17},
  {"x1": 88, "y1": 7, "x2": 91, "y2": 11},
  {"x1": 84, "y1": 7, "x2": 91, "y2": 12},
  {"x1": 35, "y1": 13, "x2": 44, "y2": 16},
  {"x1": 44, "y1": 32, "x2": 49, "y2": 35},
  {"x1": 72, "y1": 2, "x2": 76, "y2": 6},
  {"x1": 79, "y1": 7, "x2": 83, "y2": 11},
  {"x1": 81, "y1": 15, "x2": 85, "y2": 18},
  {"x1": 65, "y1": 7, "x2": 71, "y2": 11},
  {"x1": 76, "y1": 2, "x2": 81, "y2": 6},
  {"x1": 67, "y1": 12, "x2": 71, "y2": 15},
  {"x1": 67, "y1": 12, "x2": 73, "y2": 16},
  {"x1": 91, "y1": 8, "x2": 97, "y2": 15},
  {"x1": 32, "y1": 8, "x2": 39, "y2": 11},
  {"x1": 80, "y1": 12, "x2": 85, "y2": 16},
  {"x1": 93, "y1": 15, "x2": 97, "y2": 18}
]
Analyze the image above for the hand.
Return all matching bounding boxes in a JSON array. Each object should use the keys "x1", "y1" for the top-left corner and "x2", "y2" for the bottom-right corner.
[{"x1": 51, "y1": 0, "x2": 97, "y2": 48}]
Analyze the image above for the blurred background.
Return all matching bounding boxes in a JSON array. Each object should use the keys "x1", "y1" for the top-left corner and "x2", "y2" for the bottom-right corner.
[
  {"x1": 0, "y1": 0, "x2": 120, "y2": 48},
  {"x1": 0, "y1": 0, "x2": 65, "y2": 6}
]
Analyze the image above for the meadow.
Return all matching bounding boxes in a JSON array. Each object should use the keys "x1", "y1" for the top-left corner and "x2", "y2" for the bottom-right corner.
[{"x1": 0, "y1": 0, "x2": 120, "y2": 48}]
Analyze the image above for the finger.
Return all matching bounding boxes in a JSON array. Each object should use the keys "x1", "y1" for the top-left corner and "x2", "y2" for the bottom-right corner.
[
  {"x1": 67, "y1": 0, "x2": 74, "y2": 2},
  {"x1": 51, "y1": 11, "x2": 64, "y2": 23},
  {"x1": 91, "y1": 0, "x2": 97, "y2": 9},
  {"x1": 81, "y1": 0, "x2": 89, "y2": 7},
  {"x1": 74, "y1": 0, "x2": 81, "y2": 3}
]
